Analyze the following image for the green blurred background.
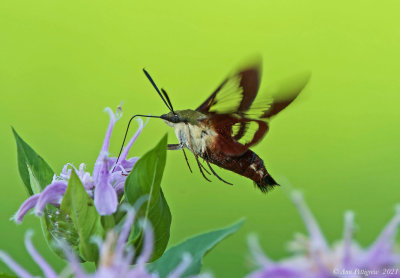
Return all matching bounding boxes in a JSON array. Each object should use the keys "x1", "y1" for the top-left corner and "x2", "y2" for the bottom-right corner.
[{"x1": 1, "y1": 0, "x2": 399, "y2": 276}]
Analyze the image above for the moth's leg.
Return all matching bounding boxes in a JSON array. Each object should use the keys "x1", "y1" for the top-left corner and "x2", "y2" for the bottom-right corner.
[
  {"x1": 184, "y1": 123, "x2": 210, "y2": 177},
  {"x1": 205, "y1": 159, "x2": 233, "y2": 186},
  {"x1": 184, "y1": 123, "x2": 194, "y2": 152},
  {"x1": 182, "y1": 148, "x2": 192, "y2": 173},
  {"x1": 195, "y1": 155, "x2": 211, "y2": 182},
  {"x1": 198, "y1": 158, "x2": 211, "y2": 175},
  {"x1": 167, "y1": 143, "x2": 192, "y2": 172},
  {"x1": 167, "y1": 144, "x2": 182, "y2": 150}
]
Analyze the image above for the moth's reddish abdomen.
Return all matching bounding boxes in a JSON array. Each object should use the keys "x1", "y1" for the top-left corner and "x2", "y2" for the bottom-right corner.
[{"x1": 203, "y1": 149, "x2": 278, "y2": 193}]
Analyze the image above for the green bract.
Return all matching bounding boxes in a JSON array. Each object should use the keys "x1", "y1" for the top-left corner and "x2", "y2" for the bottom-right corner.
[
  {"x1": 13, "y1": 128, "x2": 54, "y2": 195},
  {"x1": 60, "y1": 170, "x2": 103, "y2": 262},
  {"x1": 125, "y1": 134, "x2": 172, "y2": 261}
]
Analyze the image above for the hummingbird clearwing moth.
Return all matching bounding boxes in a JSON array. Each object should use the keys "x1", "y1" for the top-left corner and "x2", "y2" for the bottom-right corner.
[{"x1": 117, "y1": 59, "x2": 310, "y2": 193}]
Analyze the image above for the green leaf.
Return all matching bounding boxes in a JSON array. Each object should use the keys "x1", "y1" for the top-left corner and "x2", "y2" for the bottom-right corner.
[
  {"x1": 60, "y1": 169, "x2": 103, "y2": 262},
  {"x1": 125, "y1": 134, "x2": 171, "y2": 261},
  {"x1": 12, "y1": 127, "x2": 54, "y2": 195},
  {"x1": 148, "y1": 220, "x2": 244, "y2": 277},
  {"x1": 27, "y1": 165, "x2": 42, "y2": 195}
]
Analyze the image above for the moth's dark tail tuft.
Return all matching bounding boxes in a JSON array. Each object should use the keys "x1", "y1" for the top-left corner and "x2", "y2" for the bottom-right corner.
[{"x1": 255, "y1": 174, "x2": 279, "y2": 193}]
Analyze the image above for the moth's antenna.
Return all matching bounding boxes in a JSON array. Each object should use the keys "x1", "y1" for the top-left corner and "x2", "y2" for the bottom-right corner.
[
  {"x1": 113, "y1": 114, "x2": 161, "y2": 172},
  {"x1": 143, "y1": 69, "x2": 173, "y2": 112},
  {"x1": 161, "y1": 88, "x2": 174, "y2": 113}
]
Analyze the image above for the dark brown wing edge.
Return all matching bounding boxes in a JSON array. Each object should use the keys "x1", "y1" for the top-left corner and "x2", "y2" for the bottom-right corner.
[
  {"x1": 237, "y1": 66, "x2": 261, "y2": 112},
  {"x1": 262, "y1": 72, "x2": 311, "y2": 118},
  {"x1": 195, "y1": 78, "x2": 228, "y2": 113},
  {"x1": 196, "y1": 63, "x2": 262, "y2": 114}
]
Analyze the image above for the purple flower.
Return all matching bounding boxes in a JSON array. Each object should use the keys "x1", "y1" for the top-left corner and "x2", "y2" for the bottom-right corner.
[
  {"x1": 1, "y1": 205, "x2": 203, "y2": 278},
  {"x1": 247, "y1": 190, "x2": 400, "y2": 278},
  {"x1": 13, "y1": 106, "x2": 144, "y2": 221}
]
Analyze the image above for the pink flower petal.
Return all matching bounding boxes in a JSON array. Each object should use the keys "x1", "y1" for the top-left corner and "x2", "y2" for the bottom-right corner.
[
  {"x1": 13, "y1": 194, "x2": 39, "y2": 223},
  {"x1": 35, "y1": 182, "x2": 67, "y2": 216},
  {"x1": 24, "y1": 231, "x2": 58, "y2": 278},
  {"x1": 94, "y1": 157, "x2": 117, "y2": 215}
]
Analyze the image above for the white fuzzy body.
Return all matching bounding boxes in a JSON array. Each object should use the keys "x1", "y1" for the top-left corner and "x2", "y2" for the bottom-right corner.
[{"x1": 169, "y1": 122, "x2": 217, "y2": 155}]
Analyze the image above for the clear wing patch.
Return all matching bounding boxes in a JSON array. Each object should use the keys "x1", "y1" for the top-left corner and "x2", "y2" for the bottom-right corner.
[
  {"x1": 207, "y1": 75, "x2": 243, "y2": 114},
  {"x1": 231, "y1": 121, "x2": 263, "y2": 146},
  {"x1": 241, "y1": 97, "x2": 274, "y2": 119}
]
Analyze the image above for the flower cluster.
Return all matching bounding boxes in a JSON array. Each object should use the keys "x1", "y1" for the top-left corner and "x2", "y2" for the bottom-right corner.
[
  {"x1": 7, "y1": 103, "x2": 244, "y2": 277},
  {"x1": 247, "y1": 190, "x2": 400, "y2": 278},
  {"x1": 1, "y1": 205, "x2": 203, "y2": 278},
  {"x1": 14, "y1": 106, "x2": 144, "y2": 221}
]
